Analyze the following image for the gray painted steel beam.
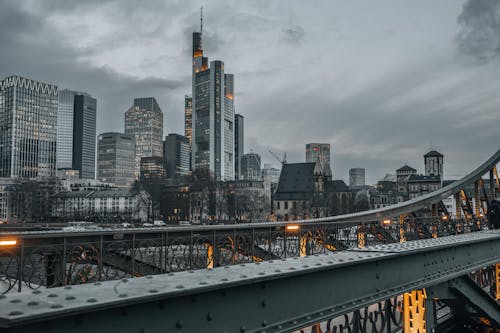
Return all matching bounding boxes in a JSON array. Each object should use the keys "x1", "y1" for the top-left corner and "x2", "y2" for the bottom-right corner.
[
  {"x1": 428, "y1": 275, "x2": 500, "y2": 325},
  {"x1": 0, "y1": 231, "x2": 499, "y2": 333}
]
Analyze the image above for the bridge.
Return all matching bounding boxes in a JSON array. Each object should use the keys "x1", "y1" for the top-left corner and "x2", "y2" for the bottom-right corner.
[{"x1": 0, "y1": 149, "x2": 499, "y2": 332}]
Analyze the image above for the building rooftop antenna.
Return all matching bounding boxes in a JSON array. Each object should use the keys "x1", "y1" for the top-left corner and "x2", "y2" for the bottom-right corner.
[{"x1": 200, "y1": 6, "x2": 203, "y2": 33}]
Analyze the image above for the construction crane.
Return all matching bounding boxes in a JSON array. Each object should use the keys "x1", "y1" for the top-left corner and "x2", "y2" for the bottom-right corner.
[{"x1": 269, "y1": 150, "x2": 287, "y2": 166}]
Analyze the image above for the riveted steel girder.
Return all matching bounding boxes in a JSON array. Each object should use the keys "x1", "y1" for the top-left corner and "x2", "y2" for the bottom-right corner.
[
  {"x1": 427, "y1": 275, "x2": 500, "y2": 326},
  {"x1": 0, "y1": 231, "x2": 499, "y2": 333}
]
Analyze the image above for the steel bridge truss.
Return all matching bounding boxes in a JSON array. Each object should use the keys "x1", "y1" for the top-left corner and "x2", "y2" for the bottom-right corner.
[
  {"x1": 0, "y1": 215, "x2": 492, "y2": 294},
  {"x1": 0, "y1": 231, "x2": 499, "y2": 333}
]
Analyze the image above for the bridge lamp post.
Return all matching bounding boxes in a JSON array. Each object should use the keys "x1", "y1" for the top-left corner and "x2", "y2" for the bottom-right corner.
[{"x1": 285, "y1": 224, "x2": 307, "y2": 257}]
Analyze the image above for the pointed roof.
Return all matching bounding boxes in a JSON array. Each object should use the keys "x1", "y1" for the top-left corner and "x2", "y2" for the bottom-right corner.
[
  {"x1": 274, "y1": 163, "x2": 316, "y2": 200},
  {"x1": 424, "y1": 150, "x2": 443, "y2": 157},
  {"x1": 397, "y1": 165, "x2": 417, "y2": 172},
  {"x1": 325, "y1": 180, "x2": 348, "y2": 192},
  {"x1": 313, "y1": 158, "x2": 323, "y2": 175}
]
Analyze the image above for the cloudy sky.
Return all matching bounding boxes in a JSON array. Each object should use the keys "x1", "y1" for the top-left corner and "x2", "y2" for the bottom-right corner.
[{"x1": 1, "y1": 0, "x2": 499, "y2": 183}]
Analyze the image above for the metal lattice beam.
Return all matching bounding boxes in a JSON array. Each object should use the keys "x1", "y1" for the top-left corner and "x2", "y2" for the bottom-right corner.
[
  {"x1": 427, "y1": 275, "x2": 500, "y2": 325},
  {"x1": 0, "y1": 231, "x2": 499, "y2": 333}
]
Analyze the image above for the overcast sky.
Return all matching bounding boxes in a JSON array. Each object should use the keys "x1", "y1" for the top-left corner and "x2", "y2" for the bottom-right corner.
[{"x1": 1, "y1": 0, "x2": 499, "y2": 184}]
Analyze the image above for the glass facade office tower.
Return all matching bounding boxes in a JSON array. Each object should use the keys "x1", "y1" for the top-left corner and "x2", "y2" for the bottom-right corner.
[
  {"x1": 305, "y1": 143, "x2": 332, "y2": 176},
  {"x1": 192, "y1": 29, "x2": 235, "y2": 181},
  {"x1": 73, "y1": 94, "x2": 96, "y2": 179},
  {"x1": 124, "y1": 97, "x2": 163, "y2": 178},
  {"x1": 140, "y1": 156, "x2": 166, "y2": 180},
  {"x1": 240, "y1": 153, "x2": 261, "y2": 181},
  {"x1": 57, "y1": 89, "x2": 76, "y2": 170},
  {"x1": 349, "y1": 168, "x2": 365, "y2": 187},
  {"x1": 57, "y1": 90, "x2": 97, "y2": 179},
  {"x1": 163, "y1": 134, "x2": 190, "y2": 179},
  {"x1": 184, "y1": 95, "x2": 192, "y2": 145},
  {"x1": 0, "y1": 76, "x2": 58, "y2": 178},
  {"x1": 234, "y1": 114, "x2": 244, "y2": 179},
  {"x1": 97, "y1": 132, "x2": 135, "y2": 187}
]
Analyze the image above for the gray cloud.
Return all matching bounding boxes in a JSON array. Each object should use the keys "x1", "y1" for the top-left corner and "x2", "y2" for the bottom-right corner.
[
  {"x1": 456, "y1": 0, "x2": 500, "y2": 62},
  {"x1": 0, "y1": 1, "x2": 186, "y2": 136},
  {"x1": 1, "y1": 1, "x2": 498, "y2": 185},
  {"x1": 282, "y1": 25, "x2": 305, "y2": 43}
]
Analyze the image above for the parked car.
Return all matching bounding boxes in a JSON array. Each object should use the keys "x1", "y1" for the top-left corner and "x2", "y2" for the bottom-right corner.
[{"x1": 154, "y1": 220, "x2": 166, "y2": 226}]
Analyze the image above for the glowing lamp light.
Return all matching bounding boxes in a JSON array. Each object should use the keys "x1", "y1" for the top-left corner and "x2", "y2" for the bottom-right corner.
[
  {"x1": 286, "y1": 224, "x2": 300, "y2": 231},
  {"x1": 441, "y1": 216, "x2": 449, "y2": 221},
  {"x1": 382, "y1": 219, "x2": 391, "y2": 225},
  {"x1": 0, "y1": 240, "x2": 17, "y2": 246}
]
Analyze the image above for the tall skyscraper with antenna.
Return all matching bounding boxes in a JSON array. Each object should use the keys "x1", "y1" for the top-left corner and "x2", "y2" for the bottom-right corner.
[{"x1": 191, "y1": 8, "x2": 235, "y2": 181}]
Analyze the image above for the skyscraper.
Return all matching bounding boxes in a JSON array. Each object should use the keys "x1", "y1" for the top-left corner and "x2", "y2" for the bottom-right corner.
[
  {"x1": 191, "y1": 20, "x2": 235, "y2": 181},
  {"x1": 0, "y1": 76, "x2": 58, "y2": 178},
  {"x1": 97, "y1": 132, "x2": 135, "y2": 187},
  {"x1": 140, "y1": 156, "x2": 166, "y2": 181},
  {"x1": 349, "y1": 168, "x2": 365, "y2": 188},
  {"x1": 57, "y1": 89, "x2": 76, "y2": 170},
  {"x1": 124, "y1": 97, "x2": 164, "y2": 178},
  {"x1": 234, "y1": 114, "x2": 244, "y2": 179},
  {"x1": 305, "y1": 143, "x2": 332, "y2": 176},
  {"x1": 164, "y1": 133, "x2": 190, "y2": 179},
  {"x1": 73, "y1": 94, "x2": 97, "y2": 179},
  {"x1": 57, "y1": 90, "x2": 97, "y2": 179},
  {"x1": 240, "y1": 153, "x2": 261, "y2": 181},
  {"x1": 184, "y1": 95, "x2": 192, "y2": 145}
]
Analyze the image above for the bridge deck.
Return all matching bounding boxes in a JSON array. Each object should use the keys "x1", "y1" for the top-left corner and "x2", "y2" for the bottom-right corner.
[{"x1": 1, "y1": 231, "x2": 499, "y2": 333}]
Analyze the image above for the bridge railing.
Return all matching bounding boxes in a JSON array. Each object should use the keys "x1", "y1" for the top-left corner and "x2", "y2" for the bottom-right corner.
[{"x1": 0, "y1": 215, "x2": 491, "y2": 294}]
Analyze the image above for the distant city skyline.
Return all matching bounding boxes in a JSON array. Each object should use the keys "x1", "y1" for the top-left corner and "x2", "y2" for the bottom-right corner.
[{"x1": 0, "y1": 1, "x2": 499, "y2": 183}]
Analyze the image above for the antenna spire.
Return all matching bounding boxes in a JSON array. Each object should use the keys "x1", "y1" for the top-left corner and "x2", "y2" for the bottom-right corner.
[{"x1": 200, "y1": 6, "x2": 203, "y2": 33}]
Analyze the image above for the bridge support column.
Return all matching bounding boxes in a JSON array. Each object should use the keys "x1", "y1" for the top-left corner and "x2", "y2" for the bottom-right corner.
[
  {"x1": 455, "y1": 194, "x2": 462, "y2": 233},
  {"x1": 299, "y1": 234, "x2": 307, "y2": 257},
  {"x1": 357, "y1": 224, "x2": 365, "y2": 248},
  {"x1": 490, "y1": 169, "x2": 495, "y2": 200},
  {"x1": 399, "y1": 215, "x2": 406, "y2": 243},
  {"x1": 403, "y1": 289, "x2": 427, "y2": 333},
  {"x1": 495, "y1": 263, "x2": 500, "y2": 301},
  {"x1": 424, "y1": 299, "x2": 437, "y2": 333},
  {"x1": 474, "y1": 181, "x2": 482, "y2": 230},
  {"x1": 493, "y1": 166, "x2": 500, "y2": 197},
  {"x1": 474, "y1": 181, "x2": 481, "y2": 217},
  {"x1": 206, "y1": 244, "x2": 214, "y2": 269}
]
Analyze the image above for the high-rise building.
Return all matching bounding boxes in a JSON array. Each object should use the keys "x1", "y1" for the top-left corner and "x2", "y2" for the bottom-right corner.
[
  {"x1": 240, "y1": 153, "x2": 261, "y2": 181},
  {"x1": 164, "y1": 133, "x2": 190, "y2": 179},
  {"x1": 184, "y1": 95, "x2": 192, "y2": 145},
  {"x1": 57, "y1": 90, "x2": 97, "y2": 179},
  {"x1": 124, "y1": 97, "x2": 164, "y2": 178},
  {"x1": 234, "y1": 114, "x2": 244, "y2": 179},
  {"x1": 57, "y1": 89, "x2": 76, "y2": 170},
  {"x1": 140, "y1": 156, "x2": 166, "y2": 181},
  {"x1": 349, "y1": 168, "x2": 365, "y2": 188},
  {"x1": 97, "y1": 132, "x2": 135, "y2": 187},
  {"x1": 0, "y1": 76, "x2": 58, "y2": 178},
  {"x1": 424, "y1": 150, "x2": 443, "y2": 178},
  {"x1": 73, "y1": 94, "x2": 96, "y2": 179},
  {"x1": 191, "y1": 22, "x2": 235, "y2": 181},
  {"x1": 305, "y1": 143, "x2": 332, "y2": 176}
]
